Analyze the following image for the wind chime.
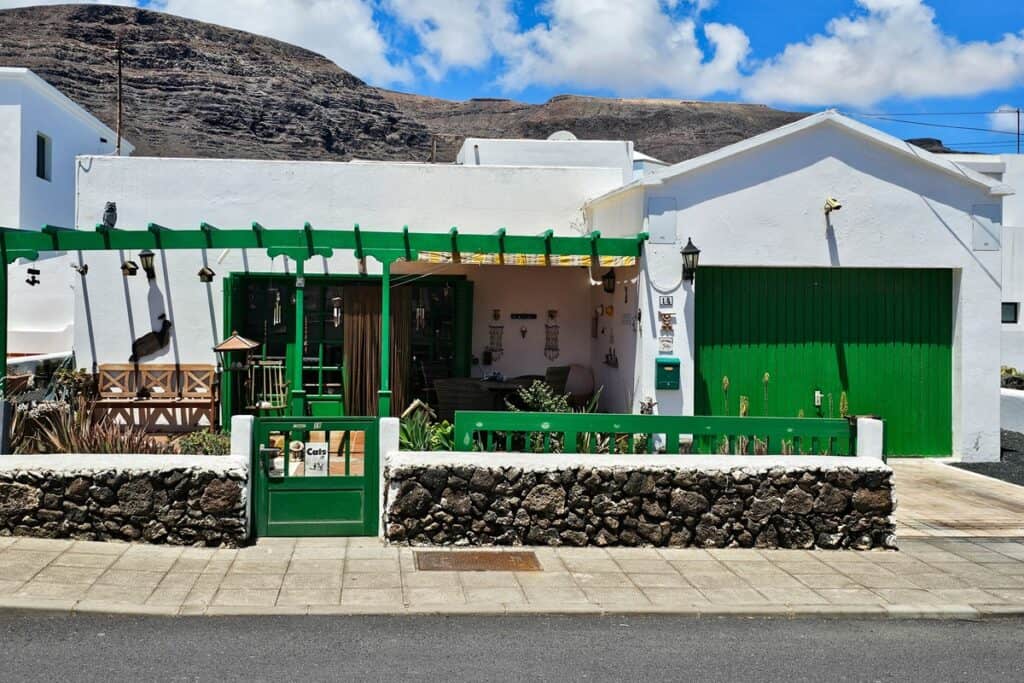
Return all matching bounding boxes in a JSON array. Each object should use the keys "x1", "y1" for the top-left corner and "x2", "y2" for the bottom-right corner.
[
  {"x1": 331, "y1": 296, "x2": 343, "y2": 328},
  {"x1": 544, "y1": 309, "x2": 560, "y2": 361}
]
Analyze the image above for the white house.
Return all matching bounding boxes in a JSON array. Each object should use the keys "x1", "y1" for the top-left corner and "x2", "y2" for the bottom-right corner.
[
  {"x1": 0, "y1": 67, "x2": 132, "y2": 358},
  {"x1": 36, "y1": 110, "x2": 1010, "y2": 461}
]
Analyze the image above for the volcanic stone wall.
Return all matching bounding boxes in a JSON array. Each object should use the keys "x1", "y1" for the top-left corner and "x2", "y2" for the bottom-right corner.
[
  {"x1": 0, "y1": 462, "x2": 247, "y2": 547},
  {"x1": 385, "y1": 457, "x2": 896, "y2": 550}
]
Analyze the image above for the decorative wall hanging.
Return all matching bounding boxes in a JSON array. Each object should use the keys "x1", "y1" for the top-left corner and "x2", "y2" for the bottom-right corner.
[
  {"x1": 659, "y1": 312, "x2": 674, "y2": 334},
  {"x1": 332, "y1": 296, "x2": 344, "y2": 328},
  {"x1": 488, "y1": 324, "x2": 504, "y2": 361},
  {"x1": 129, "y1": 314, "x2": 173, "y2": 362},
  {"x1": 492, "y1": 309, "x2": 501, "y2": 321},
  {"x1": 544, "y1": 323, "x2": 560, "y2": 360}
]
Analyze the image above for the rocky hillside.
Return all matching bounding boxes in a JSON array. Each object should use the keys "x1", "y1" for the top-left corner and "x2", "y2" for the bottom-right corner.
[{"x1": 0, "y1": 4, "x2": 807, "y2": 163}]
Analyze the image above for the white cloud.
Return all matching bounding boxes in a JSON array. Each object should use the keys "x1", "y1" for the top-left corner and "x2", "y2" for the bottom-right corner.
[
  {"x1": 150, "y1": 0, "x2": 412, "y2": 85},
  {"x1": 495, "y1": 0, "x2": 748, "y2": 96},
  {"x1": 989, "y1": 105, "x2": 1019, "y2": 133},
  {"x1": 741, "y1": 0, "x2": 1024, "y2": 106},
  {"x1": 387, "y1": 0, "x2": 516, "y2": 80}
]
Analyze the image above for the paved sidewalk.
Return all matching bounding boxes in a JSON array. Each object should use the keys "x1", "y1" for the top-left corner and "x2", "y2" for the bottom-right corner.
[{"x1": 1, "y1": 534, "x2": 1023, "y2": 618}]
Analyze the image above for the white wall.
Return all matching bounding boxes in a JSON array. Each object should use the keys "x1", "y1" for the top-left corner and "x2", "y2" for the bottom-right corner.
[
  {"x1": 588, "y1": 120, "x2": 1003, "y2": 461},
  {"x1": 457, "y1": 137, "x2": 634, "y2": 184},
  {"x1": 0, "y1": 69, "x2": 130, "y2": 357},
  {"x1": 72, "y1": 156, "x2": 624, "y2": 370}
]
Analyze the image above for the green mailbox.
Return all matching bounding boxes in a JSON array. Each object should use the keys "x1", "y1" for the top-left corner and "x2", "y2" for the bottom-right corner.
[{"x1": 655, "y1": 357, "x2": 681, "y2": 390}]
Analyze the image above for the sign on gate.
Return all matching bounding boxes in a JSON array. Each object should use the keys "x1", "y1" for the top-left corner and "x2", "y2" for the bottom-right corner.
[{"x1": 252, "y1": 416, "x2": 379, "y2": 537}]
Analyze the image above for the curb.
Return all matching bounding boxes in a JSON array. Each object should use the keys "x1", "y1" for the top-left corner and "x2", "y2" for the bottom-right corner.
[{"x1": 1, "y1": 597, "x2": 1020, "y2": 619}]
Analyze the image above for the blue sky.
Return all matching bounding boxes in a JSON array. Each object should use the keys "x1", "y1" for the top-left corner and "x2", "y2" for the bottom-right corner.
[{"x1": 7, "y1": 1, "x2": 1024, "y2": 152}]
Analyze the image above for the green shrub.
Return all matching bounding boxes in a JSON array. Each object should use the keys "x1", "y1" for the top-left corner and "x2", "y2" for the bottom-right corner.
[
  {"x1": 399, "y1": 411, "x2": 455, "y2": 451},
  {"x1": 507, "y1": 380, "x2": 570, "y2": 413},
  {"x1": 11, "y1": 396, "x2": 173, "y2": 454},
  {"x1": 175, "y1": 430, "x2": 232, "y2": 455}
]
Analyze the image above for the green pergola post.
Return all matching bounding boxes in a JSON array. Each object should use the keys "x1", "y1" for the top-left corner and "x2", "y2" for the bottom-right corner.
[
  {"x1": 0, "y1": 257, "x2": 7, "y2": 397},
  {"x1": 290, "y1": 258, "x2": 307, "y2": 415},
  {"x1": 378, "y1": 258, "x2": 392, "y2": 417}
]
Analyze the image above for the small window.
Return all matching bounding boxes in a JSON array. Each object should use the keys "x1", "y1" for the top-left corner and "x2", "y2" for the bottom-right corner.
[
  {"x1": 1003, "y1": 303, "x2": 1019, "y2": 324},
  {"x1": 35, "y1": 133, "x2": 52, "y2": 181}
]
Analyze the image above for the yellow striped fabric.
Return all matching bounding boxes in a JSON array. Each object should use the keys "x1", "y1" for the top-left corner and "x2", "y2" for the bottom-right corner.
[{"x1": 416, "y1": 252, "x2": 636, "y2": 267}]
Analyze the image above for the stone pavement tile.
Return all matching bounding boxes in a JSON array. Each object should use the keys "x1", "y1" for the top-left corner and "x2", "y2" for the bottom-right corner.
[
  {"x1": 872, "y1": 589, "x2": 947, "y2": 605},
  {"x1": 0, "y1": 579, "x2": 24, "y2": 595},
  {"x1": 514, "y1": 572, "x2": 576, "y2": 588},
  {"x1": 287, "y1": 559, "x2": 345, "y2": 574},
  {"x1": 614, "y1": 559, "x2": 677, "y2": 574},
  {"x1": 984, "y1": 545, "x2": 1024, "y2": 561},
  {"x1": 843, "y1": 573, "x2": 918, "y2": 589},
  {"x1": 201, "y1": 561, "x2": 233, "y2": 577},
  {"x1": 795, "y1": 574, "x2": 860, "y2": 589},
  {"x1": 182, "y1": 579, "x2": 220, "y2": 606},
  {"x1": 110, "y1": 555, "x2": 179, "y2": 572},
  {"x1": 904, "y1": 573, "x2": 972, "y2": 590},
  {"x1": 698, "y1": 588, "x2": 771, "y2": 605},
  {"x1": 343, "y1": 572, "x2": 402, "y2": 589},
  {"x1": 978, "y1": 562, "x2": 1024, "y2": 576},
  {"x1": 560, "y1": 558, "x2": 621, "y2": 573},
  {"x1": 15, "y1": 581, "x2": 89, "y2": 600},
  {"x1": 0, "y1": 537, "x2": 16, "y2": 548},
  {"x1": 0, "y1": 550, "x2": 60, "y2": 566},
  {"x1": 964, "y1": 574, "x2": 1024, "y2": 589},
  {"x1": 340, "y1": 588, "x2": 404, "y2": 606},
  {"x1": 291, "y1": 546, "x2": 348, "y2": 560},
  {"x1": 345, "y1": 545, "x2": 398, "y2": 560},
  {"x1": 684, "y1": 573, "x2": 752, "y2": 590},
  {"x1": 404, "y1": 586, "x2": 466, "y2": 605},
  {"x1": 155, "y1": 573, "x2": 201, "y2": 589},
  {"x1": 815, "y1": 588, "x2": 887, "y2": 605},
  {"x1": 571, "y1": 572, "x2": 633, "y2": 588},
  {"x1": 774, "y1": 561, "x2": 836, "y2": 575},
  {"x1": 555, "y1": 547, "x2": 610, "y2": 560},
  {"x1": 51, "y1": 553, "x2": 118, "y2": 569},
  {"x1": 930, "y1": 588, "x2": 1005, "y2": 604},
  {"x1": 169, "y1": 557, "x2": 211, "y2": 573},
  {"x1": 904, "y1": 550, "x2": 973, "y2": 564},
  {"x1": 464, "y1": 586, "x2": 525, "y2": 604},
  {"x1": 521, "y1": 586, "x2": 589, "y2": 604},
  {"x1": 657, "y1": 548, "x2": 714, "y2": 561},
  {"x1": 12, "y1": 538, "x2": 73, "y2": 552},
  {"x1": 403, "y1": 571, "x2": 461, "y2": 588},
  {"x1": 213, "y1": 589, "x2": 280, "y2": 607},
  {"x1": 284, "y1": 572, "x2": 343, "y2": 590},
  {"x1": 95, "y1": 570, "x2": 167, "y2": 589},
  {"x1": 867, "y1": 559, "x2": 941, "y2": 575},
  {"x1": 347, "y1": 538, "x2": 384, "y2": 549},
  {"x1": 228, "y1": 560, "x2": 291, "y2": 574},
  {"x1": 744, "y1": 573, "x2": 805, "y2": 589},
  {"x1": 83, "y1": 584, "x2": 154, "y2": 604},
  {"x1": 32, "y1": 565, "x2": 104, "y2": 585},
  {"x1": 530, "y1": 550, "x2": 567, "y2": 572},
  {"x1": 1, "y1": 564, "x2": 48, "y2": 582},
  {"x1": 458, "y1": 571, "x2": 521, "y2": 588},
  {"x1": 642, "y1": 588, "x2": 709, "y2": 606},
  {"x1": 705, "y1": 549, "x2": 767, "y2": 562},
  {"x1": 219, "y1": 572, "x2": 284, "y2": 590},
  {"x1": 923, "y1": 561, "x2": 991, "y2": 577},
  {"x1": 982, "y1": 589, "x2": 1024, "y2": 603},
  {"x1": 345, "y1": 559, "x2": 399, "y2": 573},
  {"x1": 296, "y1": 537, "x2": 349, "y2": 548},
  {"x1": 277, "y1": 588, "x2": 341, "y2": 606},
  {"x1": 628, "y1": 573, "x2": 689, "y2": 589},
  {"x1": 145, "y1": 587, "x2": 191, "y2": 606},
  {"x1": 581, "y1": 587, "x2": 649, "y2": 605},
  {"x1": 757, "y1": 588, "x2": 829, "y2": 605}
]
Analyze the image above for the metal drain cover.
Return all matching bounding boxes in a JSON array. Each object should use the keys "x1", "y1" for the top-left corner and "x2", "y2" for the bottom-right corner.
[{"x1": 414, "y1": 550, "x2": 542, "y2": 572}]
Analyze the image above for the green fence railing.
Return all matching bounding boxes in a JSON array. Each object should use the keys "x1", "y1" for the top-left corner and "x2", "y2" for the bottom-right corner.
[{"x1": 453, "y1": 412, "x2": 856, "y2": 456}]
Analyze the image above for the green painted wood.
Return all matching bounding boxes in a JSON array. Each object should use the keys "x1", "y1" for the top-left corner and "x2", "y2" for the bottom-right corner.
[
  {"x1": 694, "y1": 267, "x2": 951, "y2": 456},
  {"x1": 453, "y1": 411, "x2": 853, "y2": 455},
  {"x1": 0, "y1": 225, "x2": 646, "y2": 263},
  {"x1": 252, "y1": 416, "x2": 379, "y2": 537}
]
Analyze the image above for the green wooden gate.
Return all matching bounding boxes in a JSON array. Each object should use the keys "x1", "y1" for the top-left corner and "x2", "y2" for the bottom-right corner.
[
  {"x1": 252, "y1": 416, "x2": 379, "y2": 536},
  {"x1": 694, "y1": 267, "x2": 952, "y2": 456}
]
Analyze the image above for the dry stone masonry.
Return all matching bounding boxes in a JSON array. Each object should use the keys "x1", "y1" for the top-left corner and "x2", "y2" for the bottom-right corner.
[
  {"x1": 0, "y1": 462, "x2": 247, "y2": 547},
  {"x1": 386, "y1": 457, "x2": 897, "y2": 550}
]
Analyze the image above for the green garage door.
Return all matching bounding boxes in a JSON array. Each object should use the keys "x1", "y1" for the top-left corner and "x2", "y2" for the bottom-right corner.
[{"x1": 694, "y1": 267, "x2": 952, "y2": 456}]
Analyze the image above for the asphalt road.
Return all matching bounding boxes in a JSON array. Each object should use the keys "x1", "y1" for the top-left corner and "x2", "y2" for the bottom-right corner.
[{"x1": 1, "y1": 614, "x2": 1022, "y2": 682}]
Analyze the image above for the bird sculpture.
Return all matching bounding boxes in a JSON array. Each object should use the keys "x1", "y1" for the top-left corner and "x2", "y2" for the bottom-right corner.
[{"x1": 129, "y1": 314, "x2": 172, "y2": 362}]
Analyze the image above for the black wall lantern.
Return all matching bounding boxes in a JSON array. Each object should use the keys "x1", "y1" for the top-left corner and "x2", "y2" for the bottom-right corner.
[
  {"x1": 121, "y1": 260, "x2": 139, "y2": 277},
  {"x1": 601, "y1": 269, "x2": 616, "y2": 294},
  {"x1": 198, "y1": 265, "x2": 216, "y2": 283},
  {"x1": 681, "y1": 238, "x2": 700, "y2": 283},
  {"x1": 138, "y1": 249, "x2": 156, "y2": 280}
]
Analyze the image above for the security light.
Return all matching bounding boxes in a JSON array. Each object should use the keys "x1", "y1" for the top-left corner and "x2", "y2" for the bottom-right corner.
[
  {"x1": 824, "y1": 197, "x2": 842, "y2": 215},
  {"x1": 139, "y1": 249, "x2": 156, "y2": 279},
  {"x1": 681, "y1": 238, "x2": 700, "y2": 283}
]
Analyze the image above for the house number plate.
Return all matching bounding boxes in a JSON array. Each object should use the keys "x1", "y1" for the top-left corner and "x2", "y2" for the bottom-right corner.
[{"x1": 659, "y1": 296, "x2": 673, "y2": 307}]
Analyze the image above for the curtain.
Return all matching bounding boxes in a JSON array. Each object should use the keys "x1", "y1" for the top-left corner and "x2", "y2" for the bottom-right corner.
[{"x1": 342, "y1": 284, "x2": 411, "y2": 417}]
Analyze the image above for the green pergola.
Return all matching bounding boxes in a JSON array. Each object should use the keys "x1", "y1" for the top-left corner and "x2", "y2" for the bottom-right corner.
[{"x1": 0, "y1": 223, "x2": 648, "y2": 415}]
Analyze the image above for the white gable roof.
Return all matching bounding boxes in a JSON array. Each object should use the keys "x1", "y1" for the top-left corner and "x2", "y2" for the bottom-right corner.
[{"x1": 588, "y1": 110, "x2": 1012, "y2": 205}]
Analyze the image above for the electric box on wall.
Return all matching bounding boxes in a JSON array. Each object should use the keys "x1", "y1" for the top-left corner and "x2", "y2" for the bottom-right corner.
[{"x1": 655, "y1": 357, "x2": 680, "y2": 390}]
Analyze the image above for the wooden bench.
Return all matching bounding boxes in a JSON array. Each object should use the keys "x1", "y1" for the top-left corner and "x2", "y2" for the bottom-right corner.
[{"x1": 94, "y1": 363, "x2": 218, "y2": 433}]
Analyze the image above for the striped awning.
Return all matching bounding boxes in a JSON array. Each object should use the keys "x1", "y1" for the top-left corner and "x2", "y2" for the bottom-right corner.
[{"x1": 417, "y1": 251, "x2": 636, "y2": 267}]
